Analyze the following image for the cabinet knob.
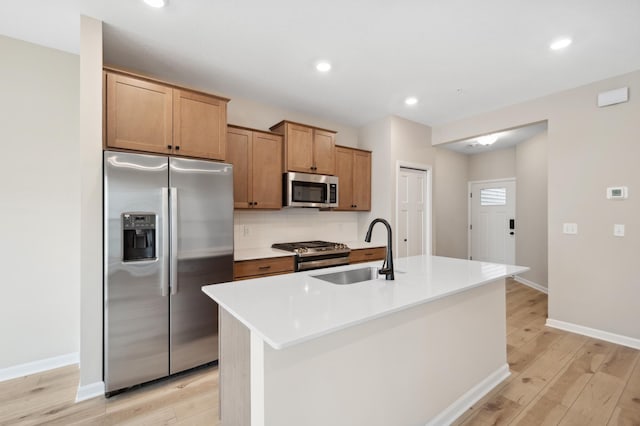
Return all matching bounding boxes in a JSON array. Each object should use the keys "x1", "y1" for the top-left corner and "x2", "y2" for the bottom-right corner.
[
  {"x1": 254, "y1": 201, "x2": 258, "y2": 206},
  {"x1": 167, "y1": 145, "x2": 172, "y2": 149},
  {"x1": 175, "y1": 146, "x2": 180, "y2": 151}
]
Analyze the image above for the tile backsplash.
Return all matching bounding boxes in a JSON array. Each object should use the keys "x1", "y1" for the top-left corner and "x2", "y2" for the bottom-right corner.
[{"x1": 234, "y1": 209, "x2": 360, "y2": 250}]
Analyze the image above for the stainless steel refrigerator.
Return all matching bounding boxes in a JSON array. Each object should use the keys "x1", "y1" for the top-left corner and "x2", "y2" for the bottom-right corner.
[{"x1": 104, "y1": 150, "x2": 233, "y2": 395}]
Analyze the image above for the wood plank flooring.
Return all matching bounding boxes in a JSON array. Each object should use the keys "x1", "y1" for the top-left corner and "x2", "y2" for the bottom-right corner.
[
  {"x1": 1, "y1": 279, "x2": 638, "y2": 425},
  {"x1": 454, "y1": 279, "x2": 640, "y2": 426}
]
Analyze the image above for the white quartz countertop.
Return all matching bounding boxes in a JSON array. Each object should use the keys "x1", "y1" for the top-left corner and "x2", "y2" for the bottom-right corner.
[
  {"x1": 203, "y1": 255, "x2": 528, "y2": 350},
  {"x1": 234, "y1": 247, "x2": 295, "y2": 261}
]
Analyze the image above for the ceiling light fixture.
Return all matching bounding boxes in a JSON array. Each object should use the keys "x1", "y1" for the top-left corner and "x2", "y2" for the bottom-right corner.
[
  {"x1": 404, "y1": 97, "x2": 418, "y2": 106},
  {"x1": 550, "y1": 38, "x2": 572, "y2": 51},
  {"x1": 316, "y1": 61, "x2": 332, "y2": 72},
  {"x1": 477, "y1": 134, "x2": 499, "y2": 146},
  {"x1": 143, "y1": 0, "x2": 166, "y2": 8}
]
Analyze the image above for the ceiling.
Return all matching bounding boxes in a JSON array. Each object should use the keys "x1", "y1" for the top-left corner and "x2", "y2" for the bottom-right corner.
[
  {"x1": 2, "y1": 0, "x2": 640, "y2": 128},
  {"x1": 442, "y1": 122, "x2": 548, "y2": 154}
]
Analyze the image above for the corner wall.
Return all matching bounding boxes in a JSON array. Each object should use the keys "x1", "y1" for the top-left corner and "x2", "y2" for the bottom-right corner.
[
  {"x1": 0, "y1": 36, "x2": 80, "y2": 371},
  {"x1": 79, "y1": 15, "x2": 104, "y2": 397},
  {"x1": 433, "y1": 70, "x2": 640, "y2": 342},
  {"x1": 516, "y1": 132, "x2": 548, "y2": 287}
]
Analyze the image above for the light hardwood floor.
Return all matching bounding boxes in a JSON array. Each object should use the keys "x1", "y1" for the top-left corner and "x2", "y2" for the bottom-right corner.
[{"x1": 1, "y1": 279, "x2": 638, "y2": 425}]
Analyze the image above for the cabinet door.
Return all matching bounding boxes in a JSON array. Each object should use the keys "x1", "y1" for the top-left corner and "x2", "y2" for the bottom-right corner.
[
  {"x1": 352, "y1": 150, "x2": 371, "y2": 211},
  {"x1": 106, "y1": 73, "x2": 173, "y2": 154},
  {"x1": 285, "y1": 124, "x2": 314, "y2": 172},
  {"x1": 173, "y1": 89, "x2": 227, "y2": 160},
  {"x1": 227, "y1": 127, "x2": 251, "y2": 209},
  {"x1": 252, "y1": 132, "x2": 283, "y2": 209},
  {"x1": 335, "y1": 147, "x2": 354, "y2": 210},
  {"x1": 313, "y1": 129, "x2": 336, "y2": 175}
]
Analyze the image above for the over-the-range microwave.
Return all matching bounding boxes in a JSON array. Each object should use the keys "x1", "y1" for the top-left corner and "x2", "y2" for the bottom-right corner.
[{"x1": 283, "y1": 172, "x2": 338, "y2": 208}]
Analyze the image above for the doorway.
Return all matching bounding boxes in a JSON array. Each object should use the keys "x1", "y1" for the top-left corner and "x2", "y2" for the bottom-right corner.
[
  {"x1": 469, "y1": 178, "x2": 516, "y2": 264},
  {"x1": 396, "y1": 162, "x2": 432, "y2": 258}
]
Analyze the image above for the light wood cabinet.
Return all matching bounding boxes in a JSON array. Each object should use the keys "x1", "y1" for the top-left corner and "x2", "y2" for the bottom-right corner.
[
  {"x1": 106, "y1": 72, "x2": 173, "y2": 154},
  {"x1": 234, "y1": 256, "x2": 295, "y2": 280},
  {"x1": 335, "y1": 146, "x2": 371, "y2": 211},
  {"x1": 349, "y1": 247, "x2": 386, "y2": 264},
  {"x1": 173, "y1": 89, "x2": 227, "y2": 160},
  {"x1": 105, "y1": 69, "x2": 229, "y2": 160},
  {"x1": 270, "y1": 120, "x2": 336, "y2": 175},
  {"x1": 227, "y1": 125, "x2": 283, "y2": 210}
]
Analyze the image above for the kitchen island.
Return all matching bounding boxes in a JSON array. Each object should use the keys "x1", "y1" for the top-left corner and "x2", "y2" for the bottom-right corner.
[{"x1": 202, "y1": 255, "x2": 528, "y2": 426}]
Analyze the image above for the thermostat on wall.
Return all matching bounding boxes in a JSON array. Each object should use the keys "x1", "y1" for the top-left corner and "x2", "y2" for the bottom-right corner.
[{"x1": 607, "y1": 186, "x2": 628, "y2": 200}]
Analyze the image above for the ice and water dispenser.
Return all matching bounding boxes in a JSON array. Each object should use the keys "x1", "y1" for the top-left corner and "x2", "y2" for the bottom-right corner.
[{"x1": 122, "y1": 213, "x2": 156, "y2": 261}]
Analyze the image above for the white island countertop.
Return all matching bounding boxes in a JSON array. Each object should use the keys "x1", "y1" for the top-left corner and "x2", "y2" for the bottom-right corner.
[{"x1": 203, "y1": 255, "x2": 528, "y2": 350}]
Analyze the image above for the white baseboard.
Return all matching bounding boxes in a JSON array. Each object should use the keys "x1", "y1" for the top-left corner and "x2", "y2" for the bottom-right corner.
[
  {"x1": 425, "y1": 363, "x2": 511, "y2": 426},
  {"x1": 546, "y1": 319, "x2": 640, "y2": 350},
  {"x1": 76, "y1": 381, "x2": 105, "y2": 402},
  {"x1": 0, "y1": 352, "x2": 79, "y2": 382},
  {"x1": 513, "y1": 275, "x2": 548, "y2": 294}
]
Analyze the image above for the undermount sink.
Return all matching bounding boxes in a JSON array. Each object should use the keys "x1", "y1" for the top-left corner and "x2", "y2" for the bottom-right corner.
[{"x1": 312, "y1": 267, "x2": 380, "y2": 285}]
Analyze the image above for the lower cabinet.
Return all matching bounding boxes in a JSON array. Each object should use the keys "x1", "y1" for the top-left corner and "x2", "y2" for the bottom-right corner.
[
  {"x1": 234, "y1": 257, "x2": 295, "y2": 280},
  {"x1": 349, "y1": 247, "x2": 386, "y2": 264}
]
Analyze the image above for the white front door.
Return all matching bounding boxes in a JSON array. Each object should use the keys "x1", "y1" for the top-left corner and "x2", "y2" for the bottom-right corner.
[
  {"x1": 397, "y1": 167, "x2": 427, "y2": 258},
  {"x1": 469, "y1": 179, "x2": 516, "y2": 264}
]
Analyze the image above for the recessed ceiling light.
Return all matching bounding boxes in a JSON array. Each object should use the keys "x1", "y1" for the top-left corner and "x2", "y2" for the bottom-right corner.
[
  {"x1": 404, "y1": 97, "x2": 418, "y2": 106},
  {"x1": 477, "y1": 134, "x2": 499, "y2": 146},
  {"x1": 316, "y1": 61, "x2": 332, "y2": 72},
  {"x1": 143, "y1": 0, "x2": 166, "y2": 8},
  {"x1": 550, "y1": 38, "x2": 572, "y2": 51}
]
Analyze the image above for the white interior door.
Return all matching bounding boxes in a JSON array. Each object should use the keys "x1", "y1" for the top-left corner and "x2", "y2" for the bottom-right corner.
[
  {"x1": 470, "y1": 179, "x2": 516, "y2": 264},
  {"x1": 397, "y1": 167, "x2": 427, "y2": 258}
]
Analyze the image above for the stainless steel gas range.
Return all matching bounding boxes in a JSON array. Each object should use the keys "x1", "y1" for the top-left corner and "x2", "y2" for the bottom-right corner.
[{"x1": 271, "y1": 240, "x2": 350, "y2": 271}]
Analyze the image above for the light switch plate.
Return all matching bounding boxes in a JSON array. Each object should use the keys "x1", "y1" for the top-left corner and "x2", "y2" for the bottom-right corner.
[
  {"x1": 563, "y1": 223, "x2": 578, "y2": 234},
  {"x1": 614, "y1": 224, "x2": 625, "y2": 237}
]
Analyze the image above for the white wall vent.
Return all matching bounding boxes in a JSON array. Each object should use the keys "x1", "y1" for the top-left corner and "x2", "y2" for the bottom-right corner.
[{"x1": 597, "y1": 87, "x2": 629, "y2": 107}]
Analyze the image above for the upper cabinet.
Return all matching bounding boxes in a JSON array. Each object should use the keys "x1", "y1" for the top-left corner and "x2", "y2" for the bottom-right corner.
[
  {"x1": 104, "y1": 69, "x2": 229, "y2": 161},
  {"x1": 173, "y1": 89, "x2": 227, "y2": 160},
  {"x1": 335, "y1": 146, "x2": 371, "y2": 211},
  {"x1": 227, "y1": 125, "x2": 283, "y2": 210},
  {"x1": 270, "y1": 121, "x2": 336, "y2": 175}
]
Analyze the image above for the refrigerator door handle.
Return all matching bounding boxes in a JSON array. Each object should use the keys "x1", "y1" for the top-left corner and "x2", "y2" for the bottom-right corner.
[
  {"x1": 170, "y1": 187, "x2": 178, "y2": 295},
  {"x1": 161, "y1": 188, "x2": 170, "y2": 297}
]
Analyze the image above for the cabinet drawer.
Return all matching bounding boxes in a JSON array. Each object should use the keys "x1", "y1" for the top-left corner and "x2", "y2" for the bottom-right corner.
[
  {"x1": 349, "y1": 247, "x2": 386, "y2": 264},
  {"x1": 234, "y1": 256, "x2": 294, "y2": 280}
]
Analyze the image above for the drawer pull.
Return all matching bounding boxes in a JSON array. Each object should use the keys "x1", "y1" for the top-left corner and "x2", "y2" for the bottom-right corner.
[
  {"x1": 365, "y1": 253, "x2": 373, "y2": 256},
  {"x1": 258, "y1": 265, "x2": 272, "y2": 270}
]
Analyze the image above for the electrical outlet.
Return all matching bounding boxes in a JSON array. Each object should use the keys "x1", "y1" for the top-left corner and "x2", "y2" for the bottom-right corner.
[
  {"x1": 614, "y1": 224, "x2": 625, "y2": 237},
  {"x1": 243, "y1": 225, "x2": 250, "y2": 237},
  {"x1": 563, "y1": 223, "x2": 578, "y2": 234}
]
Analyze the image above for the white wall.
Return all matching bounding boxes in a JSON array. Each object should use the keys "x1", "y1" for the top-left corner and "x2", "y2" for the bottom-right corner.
[
  {"x1": 468, "y1": 147, "x2": 516, "y2": 182},
  {"x1": 0, "y1": 36, "x2": 80, "y2": 369},
  {"x1": 516, "y1": 132, "x2": 548, "y2": 287},
  {"x1": 358, "y1": 117, "x2": 393, "y2": 243},
  {"x1": 433, "y1": 70, "x2": 640, "y2": 342},
  {"x1": 78, "y1": 16, "x2": 104, "y2": 394},
  {"x1": 433, "y1": 149, "x2": 469, "y2": 259},
  {"x1": 227, "y1": 96, "x2": 358, "y2": 149},
  {"x1": 234, "y1": 210, "x2": 359, "y2": 250}
]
